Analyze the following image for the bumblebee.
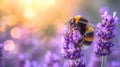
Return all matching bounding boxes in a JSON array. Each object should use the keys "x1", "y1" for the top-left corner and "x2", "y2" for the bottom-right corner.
[{"x1": 67, "y1": 15, "x2": 94, "y2": 49}]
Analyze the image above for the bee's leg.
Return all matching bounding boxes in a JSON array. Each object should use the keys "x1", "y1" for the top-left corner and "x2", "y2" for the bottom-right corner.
[{"x1": 74, "y1": 36, "x2": 85, "y2": 48}]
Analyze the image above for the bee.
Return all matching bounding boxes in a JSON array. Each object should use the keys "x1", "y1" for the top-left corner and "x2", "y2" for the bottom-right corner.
[{"x1": 66, "y1": 15, "x2": 94, "y2": 49}]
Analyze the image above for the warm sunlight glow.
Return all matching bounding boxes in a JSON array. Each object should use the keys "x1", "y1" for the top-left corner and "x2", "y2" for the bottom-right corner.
[
  {"x1": 45, "y1": 0, "x2": 56, "y2": 6},
  {"x1": 23, "y1": 8, "x2": 35, "y2": 19},
  {"x1": 17, "y1": 0, "x2": 57, "y2": 20},
  {"x1": 25, "y1": 0, "x2": 33, "y2": 5}
]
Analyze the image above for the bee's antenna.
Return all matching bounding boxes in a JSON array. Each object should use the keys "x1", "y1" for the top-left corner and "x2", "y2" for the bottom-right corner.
[{"x1": 64, "y1": 21, "x2": 69, "y2": 25}]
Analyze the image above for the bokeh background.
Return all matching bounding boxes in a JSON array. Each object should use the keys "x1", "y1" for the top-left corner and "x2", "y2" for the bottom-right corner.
[{"x1": 0, "y1": 0, "x2": 120, "y2": 67}]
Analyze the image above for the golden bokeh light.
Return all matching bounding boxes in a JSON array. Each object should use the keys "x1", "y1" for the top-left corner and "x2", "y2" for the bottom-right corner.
[
  {"x1": 4, "y1": 40, "x2": 15, "y2": 51},
  {"x1": 10, "y1": 27, "x2": 22, "y2": 39}
]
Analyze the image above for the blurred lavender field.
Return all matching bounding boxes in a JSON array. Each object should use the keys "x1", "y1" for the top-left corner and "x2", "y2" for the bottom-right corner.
[{"x1": 0, "y1": 0, "x2": 120, "y2": 67}]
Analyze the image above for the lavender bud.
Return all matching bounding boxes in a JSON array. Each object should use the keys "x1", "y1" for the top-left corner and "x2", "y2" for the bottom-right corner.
[{"x1": 95, "y1": 10, "x2": 118, "y2": 56}]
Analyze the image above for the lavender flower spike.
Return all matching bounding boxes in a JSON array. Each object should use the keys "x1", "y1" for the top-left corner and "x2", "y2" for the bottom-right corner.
[
  {"x1": 95, "y1": 10, "x2": 118, "y2": 56},
  {"x1": 61, "y1": 29, "x2": 85, "y2": 67}
]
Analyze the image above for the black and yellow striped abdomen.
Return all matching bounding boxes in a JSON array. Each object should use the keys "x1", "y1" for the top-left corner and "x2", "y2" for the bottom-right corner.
[{"x1": 83, "y1": 25, "x2": 94, "y2": 46}]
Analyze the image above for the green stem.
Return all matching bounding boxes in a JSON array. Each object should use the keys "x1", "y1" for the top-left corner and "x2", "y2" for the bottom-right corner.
[{"x1": 101, "y1": 56, "x2": 107, "y2": 67}]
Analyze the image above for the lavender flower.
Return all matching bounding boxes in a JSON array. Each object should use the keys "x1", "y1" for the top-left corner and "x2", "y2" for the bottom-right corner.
[
  {"x1": 61, "y1": 29, "x2": 85, "y2": 67},
  {"x1": 95, "y1": 10, "x2": 118, "y2": 56}
]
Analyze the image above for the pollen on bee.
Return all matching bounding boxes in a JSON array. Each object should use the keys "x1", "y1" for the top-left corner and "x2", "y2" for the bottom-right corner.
[
  {"x1": 74, "y1": 15, "x2": 81, "y2": 24},
  {"x1": 85, "y1": 36, "x2": 94, "y2": 41},
  {"x1": 86, "y1": 26, "x2": 94, "y2": 32}
]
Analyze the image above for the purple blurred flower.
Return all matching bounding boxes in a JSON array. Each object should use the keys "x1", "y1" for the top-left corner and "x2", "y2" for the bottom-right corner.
[
  {"x1": 61, "y1": 29, "x2": 85, "y2": 67},
  {"x1": 0, "y1": 44, "x2": 3, "y2": 67},
  {"x1": 17, "y1": 53, "x2": 25, "y2": 67},
  {"x1": 111, "y1": 61, "x2": 120, "y2": 67},
  {"x1": 95, "y1": 10, "x2": 118, "y2": 56},
  {"x1": 0, "y1": 43, "x2": 3, "y2": 57},
  {"x1": 88, "y1": 53, "x2": 101, "y2": 67},
  {"x1": 32, "y1": 60, "x2": 41, "y2": 67},
  {"x1": 24, "y1": 60, "x2": 31, "y2": 67},
  {"x1": 44, "y1": 51, "x2": 60, "y2": 67}
]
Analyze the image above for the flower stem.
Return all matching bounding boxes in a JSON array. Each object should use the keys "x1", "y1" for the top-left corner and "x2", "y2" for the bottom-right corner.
[{"x1": 101, "y1": 56, "x2": 107, "y2": 67}]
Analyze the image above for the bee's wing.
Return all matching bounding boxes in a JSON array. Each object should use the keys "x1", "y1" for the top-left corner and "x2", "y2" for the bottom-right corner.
[
  {"x1": 81, "y1": 44, "x2": 90, "y2": 50},
  {"x1": 75, "y1": 35, "x2": 85, "y2": 48},
  {"x1": 64, "y1": 21, "x2": 73, "y2": 34}
]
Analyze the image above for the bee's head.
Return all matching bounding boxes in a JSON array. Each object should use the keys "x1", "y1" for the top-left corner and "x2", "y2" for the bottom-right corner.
[
  {"x1": 69, "y1": 15, "x2": 81, "y2": 28},
  {"x1": 69, "y1": 15, "x2": 88, "y2": 28}
]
